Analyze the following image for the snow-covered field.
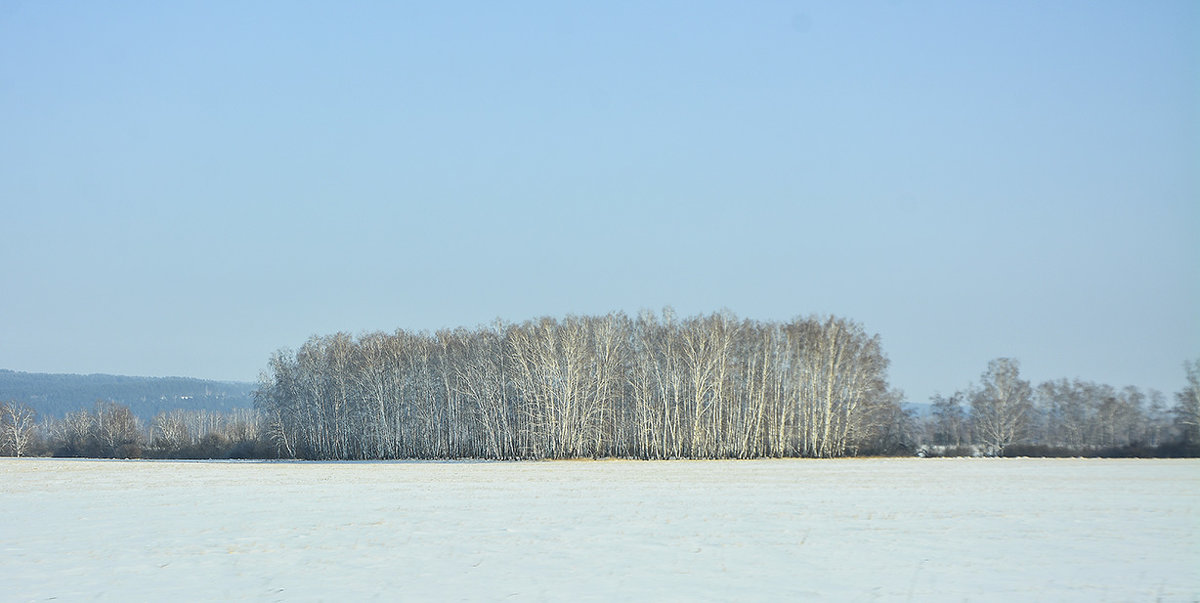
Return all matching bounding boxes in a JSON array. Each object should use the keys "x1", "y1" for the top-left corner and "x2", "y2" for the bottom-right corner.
[{"x1": 2, "y1": 458, "x2": 1197, "y2": 601}]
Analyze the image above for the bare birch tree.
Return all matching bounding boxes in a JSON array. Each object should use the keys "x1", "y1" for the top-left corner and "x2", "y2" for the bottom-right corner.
[
  {"x1": 970, "y1": 358, "x2": 1033, "y2": 454},
  {"x1": 1, "y1": 401, "x2": 38, "y2": 457},
  {"x1": 1176, "y1": 359, "x2": 1200, "y2": 446}
]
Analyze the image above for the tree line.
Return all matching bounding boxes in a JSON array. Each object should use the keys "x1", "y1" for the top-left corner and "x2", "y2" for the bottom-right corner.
[
  {"x1": 923, "y1": 357, "x2": 1199, "y2": 457},
  {"x1": 0, "y1": 401, "x2": 272, "y2": 459},
  {"x1": 2, "y1": 311, "x2": 1197, "y2": 459},
  {"x1": 255, "y1": 310, "x2": 899, "y2": 459}
]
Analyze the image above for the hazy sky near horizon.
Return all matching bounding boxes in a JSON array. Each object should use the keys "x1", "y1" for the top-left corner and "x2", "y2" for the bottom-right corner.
[{"x1": 2, "y1": 1, "x2": 1197, "y2": 402}]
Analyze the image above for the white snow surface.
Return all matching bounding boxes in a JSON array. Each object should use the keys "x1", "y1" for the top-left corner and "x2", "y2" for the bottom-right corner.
[{"x1": 2, "y1": 458, "x2": 1197, "y2": 601}]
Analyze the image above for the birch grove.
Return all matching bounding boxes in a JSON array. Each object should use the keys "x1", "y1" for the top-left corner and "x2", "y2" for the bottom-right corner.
[{"x1": 254, "y1": 310, "x2": 898, "y2": 459}]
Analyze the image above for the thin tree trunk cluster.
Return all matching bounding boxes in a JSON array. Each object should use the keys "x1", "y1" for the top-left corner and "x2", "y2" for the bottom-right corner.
[{"x1": 254, "y1": 310, "x2": 898, "y2": 460}]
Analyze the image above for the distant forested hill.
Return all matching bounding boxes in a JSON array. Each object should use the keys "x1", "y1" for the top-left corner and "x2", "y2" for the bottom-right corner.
[{"x1": 0, "y1": 370, "x2": 256, "y2": 420}]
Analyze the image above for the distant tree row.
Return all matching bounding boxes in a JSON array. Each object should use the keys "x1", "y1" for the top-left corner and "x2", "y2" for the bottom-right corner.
[
  {"x1": 254, "y1": 310, "x2": 901, "y2": 459},
  {"x1": 0, "y1": 401, "x2": 272, "y2": 459},
  {"x1": 921, "y1": 358, "x2": 1200, "y2": 456}
]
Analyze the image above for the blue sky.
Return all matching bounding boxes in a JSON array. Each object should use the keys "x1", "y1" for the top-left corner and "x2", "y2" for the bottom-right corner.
[{"x1": 2, "y1": 1, "x2": 1196, "y2": 402}]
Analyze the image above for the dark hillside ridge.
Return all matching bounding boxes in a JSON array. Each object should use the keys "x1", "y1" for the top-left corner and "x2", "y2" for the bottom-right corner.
[{"x1": 0, "y1": 369, "x2": 256, "y2": 420}]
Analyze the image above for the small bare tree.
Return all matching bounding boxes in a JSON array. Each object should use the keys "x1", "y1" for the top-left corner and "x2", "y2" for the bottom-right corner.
[
  {"x1": 929, "y1": 392, "x2": 969, "y2": 446},
  {"x1": 1176, "y1": 359, "x2": 1200, "y2": 446},
  {"x1": 971, "y1": 358, "x2": 1033, "y2": 454},
  {"x1": 93, "y1": 401, "x2": 142, "y2": 457},
  {"x1": 1, "y1": 401, "x2": 38, "y2": 457}
]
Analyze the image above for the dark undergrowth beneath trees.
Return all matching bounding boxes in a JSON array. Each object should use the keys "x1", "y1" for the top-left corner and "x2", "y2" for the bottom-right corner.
[{"x1": 999, "y1": 442, "x2": 1200, "y2": 459}]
